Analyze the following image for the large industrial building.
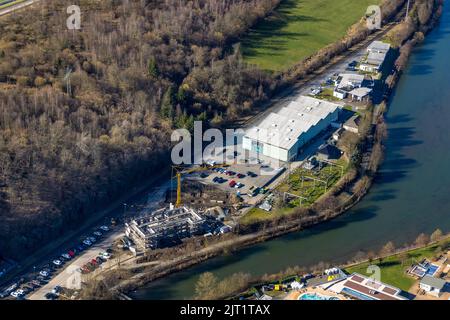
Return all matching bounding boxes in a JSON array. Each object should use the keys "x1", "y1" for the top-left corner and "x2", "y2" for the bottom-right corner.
[
  {"x1": 242, "y1": 96, "x2": 341, "y2": 162},
  {"x1": 125, "y1": 206, "x2": 205, "y2": 250}
]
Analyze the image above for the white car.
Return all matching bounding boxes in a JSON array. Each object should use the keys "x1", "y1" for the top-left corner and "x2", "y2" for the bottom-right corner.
[
  {"x1": 16, "y1": 289, "x2": 24, "y2": 295},
  {"x1": 99, "y1": 252, "x2": 111, "y2": 259},
  {"x1": 39, "y1": 270, "x2": 49, "y2": 277},
  {"x1": 93, "y1": 231, "x2": 102, "y2": 237},
  {"x1": 61, "y1": 253, "x2": 71, "y2": 260},
  {"x1": 10, "y1": 291, "x2": 20, "y2": 298},
  {"x1": 52, "y1": 259, "x2": 62, "y2": 267},
  {"x1": 83, "y1": 239, "x2": 92, "y2": 246},
  {"x1": 99, "y1": 225, "x2": 109, "y2": 232},
  {"x1": 88, "y1": 236, "x2": 96, "y2": 243}
]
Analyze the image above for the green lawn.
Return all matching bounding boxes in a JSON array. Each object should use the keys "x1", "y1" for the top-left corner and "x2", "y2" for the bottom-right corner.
[
  {"x1": 345, "y1": 240, "x2": 450, "y2": 291},
  {"x1": 241, "y1": 0, "x2": 381, "y2": 71},
  {"x1": 314, "y1": 88, "x2": 341, "y2": 102},
  {"x1": 240, "y1": 206, "x2": 294, "y2": 225}
]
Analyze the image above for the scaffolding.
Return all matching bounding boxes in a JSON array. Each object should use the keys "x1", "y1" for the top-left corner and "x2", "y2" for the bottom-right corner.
[{"x1": 125, "y1": 206, "x2": 205, "y2": 250}]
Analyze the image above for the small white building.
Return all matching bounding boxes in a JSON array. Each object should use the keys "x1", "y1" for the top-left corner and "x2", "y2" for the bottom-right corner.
[
  {"x1": 343, "y1": 114, "x2": 361, "y2": 134},
  {"x1": 333, "y1": 74, "x2": 365, "y2": 100},
  {"x1": 332, "y1": 127, "x2": 345, "y2": 141},
  {"x1": 420, "y1": 275, "x2": 447, "y2": 297},
  {"x1": 349, "y1": 87, "x2": 372, "y2": 102},
  {"x1": 242, "y1": 96, "x2": 341, "y2": 162},
  {"x1": 359, "y1": 41, "x2": 391, "y2": 73}
]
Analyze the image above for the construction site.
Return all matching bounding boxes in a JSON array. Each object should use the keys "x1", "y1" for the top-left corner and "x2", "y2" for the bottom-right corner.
[{"x1": 125, "y1": 206, "x2": 206, "y2": 250}]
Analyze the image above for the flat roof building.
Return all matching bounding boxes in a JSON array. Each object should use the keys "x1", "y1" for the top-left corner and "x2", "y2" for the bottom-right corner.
[
  {"x1": 330, "y1": 273, "x2": 408, "y2": 300},
  {"x1": 125, "y1": 206, "x2": 205, "y2": 251},
  {"x1": 333, "y1": 73, "x2": 365, "y2": 99},
  {"x1": 242, "y1": 96, "x2": 341, "y2": 162},
  {"x1": 420, "y1": 275, "x2": 447, "y2": 297},
  {"x1": 359, "y1": 41, "x2": 391, "y2": 73}
]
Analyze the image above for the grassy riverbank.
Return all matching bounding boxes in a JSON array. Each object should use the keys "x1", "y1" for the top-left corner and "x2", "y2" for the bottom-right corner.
[{"x1": 345, "y1": 239, "x2": 450, "y2": 291}]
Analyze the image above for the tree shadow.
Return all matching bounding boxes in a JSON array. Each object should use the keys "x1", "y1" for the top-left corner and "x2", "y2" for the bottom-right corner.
[{"x1": 241, "y1": 0, "x2": 326, "y2": 58}]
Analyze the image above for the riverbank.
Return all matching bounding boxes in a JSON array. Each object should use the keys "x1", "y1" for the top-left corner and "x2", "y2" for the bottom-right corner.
[{"x1": 227, "y1": 232, "x2": 450, "y2": 301}]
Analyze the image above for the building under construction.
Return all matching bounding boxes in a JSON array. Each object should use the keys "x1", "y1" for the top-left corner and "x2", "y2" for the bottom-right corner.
[{"x1": 125, "y1": 206, "x2": 206, "y2": 250}]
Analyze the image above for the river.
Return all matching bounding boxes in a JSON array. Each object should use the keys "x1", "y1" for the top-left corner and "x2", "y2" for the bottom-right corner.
[{"x1": 131, "y1": 4, "x2": 450, "y2": 300}]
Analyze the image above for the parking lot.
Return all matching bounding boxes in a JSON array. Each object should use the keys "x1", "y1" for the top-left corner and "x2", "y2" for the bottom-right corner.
[
  {"x1": 1, "y1": 223, "x2": 119, "y2": 300},
  {"x1": 190, "y1": 163, "x2": 284, "y2": 202}
]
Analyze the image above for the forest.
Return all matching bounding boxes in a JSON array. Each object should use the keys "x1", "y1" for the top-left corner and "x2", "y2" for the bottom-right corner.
[{"x1": 0, "y1": 0, "x2": 278, "y2": 258}]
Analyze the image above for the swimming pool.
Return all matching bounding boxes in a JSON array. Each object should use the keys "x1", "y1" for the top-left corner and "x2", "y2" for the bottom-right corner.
[
  {"x1": 299, "y1": 293, "x2": 339, "y2": 300},
  {"x1": 425, "y1": 264, "x2": 439, "y2": 276}
]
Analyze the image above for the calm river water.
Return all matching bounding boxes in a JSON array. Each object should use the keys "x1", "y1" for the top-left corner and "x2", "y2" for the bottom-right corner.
[{"x1": 132, "y1": 4, "x2": 450, "y2": 299}]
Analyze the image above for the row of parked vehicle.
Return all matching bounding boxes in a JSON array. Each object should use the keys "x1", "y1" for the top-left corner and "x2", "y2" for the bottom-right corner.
[
  {"x1": 78, "y1": 251, "x2": 112, "y2": 274},
  {"x1": 51, "y1": 225, "x2": 110, "y2": 269},
  {"x1": 1, "y1": 224, "x2": 111, "y2": 299}
]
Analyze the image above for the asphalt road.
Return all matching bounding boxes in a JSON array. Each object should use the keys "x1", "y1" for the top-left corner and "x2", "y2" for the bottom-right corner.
[{"x1": 0, "y1": 0, "x2": 37, "y2": 17}]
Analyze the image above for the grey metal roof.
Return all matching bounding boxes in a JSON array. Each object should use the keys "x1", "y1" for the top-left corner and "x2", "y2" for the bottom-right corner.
[
  {"x1": 366, "y1": 51, "x2": 387, "y2": 66},
  {"x1": 244, "y1": 96, "x2": 341, "y2": 150},
  {"x1": 349, "y1": 87, "x2": 372, "y2": 97},
  {"x1": 368, "y1": 41, "x2": 391, "y2": 53},
  {"x1": 337, "y1": 73, "x2": 364, "y2": 91},
  {"x1": 420, "y1": 275, "x2": 447, "y2": 289}
]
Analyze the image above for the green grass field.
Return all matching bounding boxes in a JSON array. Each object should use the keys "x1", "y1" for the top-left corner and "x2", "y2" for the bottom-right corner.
[
  {"x1": 241, "y1": 0, "x2": 381, "y2": 71},
  {"x1": 345, "y1": 239, "x2": 450, "y2": 291}
]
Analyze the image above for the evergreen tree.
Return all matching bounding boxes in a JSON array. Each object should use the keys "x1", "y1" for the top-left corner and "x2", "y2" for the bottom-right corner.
[
  {"x1": 147, "y1": 56, "x2": 159, "y2": 78},
  {"x1": 160, "y1": 87, "x2": 174, "y2": 119}
]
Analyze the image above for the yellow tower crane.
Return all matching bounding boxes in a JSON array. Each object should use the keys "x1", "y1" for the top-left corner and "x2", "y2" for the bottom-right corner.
[{"x1": 171, "y1": 163, "x2": 228, "y2": 207}]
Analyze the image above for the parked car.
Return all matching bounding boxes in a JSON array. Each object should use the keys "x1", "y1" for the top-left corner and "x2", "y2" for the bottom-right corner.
[
  {"x1": 39, "y1": 270, "x2": 50, "y2": 278},
  {"x1": 234, "y1": 182, "x2": 244, "y2": 189},
  {"x1": 45, "y1": 292, "x2": 58, "y2": 300},
  {"x1": 61, "y1": 253, "x2": 71, "y2": 260},
  {"x1": 251, "y1": 187, "x2": 261, "y2": 197},
  {"x1": 99, "y1": 225, "x2": 109, "y2": 232},
  {"x1": 225, "y1": 171, "x2": 235, "y2": 176},
  {"x1": 229, "y1": 180, "x2": 236, "y2": 188},
  {"x1": 84, "y1": 263, "x2": 95, "y2": 271},
  {"x1": 88, "y1": 236, "x2": 97, "y2": 243},
  {"x1": 83, "y1": 239, "x2": 92, "y2": 246},
  {"x1": 30, "y1": 280, "x2": 41, "y2": 287},
  {"x1": 68, "y1": 250, "x2": 75, "y2": 257},
  {"x1": 52, "y1": 259, "x2": 62, "y2": 267},
  {"x1": 93, "y1": 231, "x2": 102, "y2": 237},
  {"x1": 52, "y1": 286, "x2": 62, "y2": 294},
  {"x1": 77, "y1": 244, "x2": 85, "y2": 251},
  {"x1": 247, "y1": 171, "x2": 257, "y2": 177},
  {"x1": 99, "y1": 252, "x2": 111, "y2": 259},
  {"x1": 236, "y1": 173, "x2": 245, "y2": 179}
]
